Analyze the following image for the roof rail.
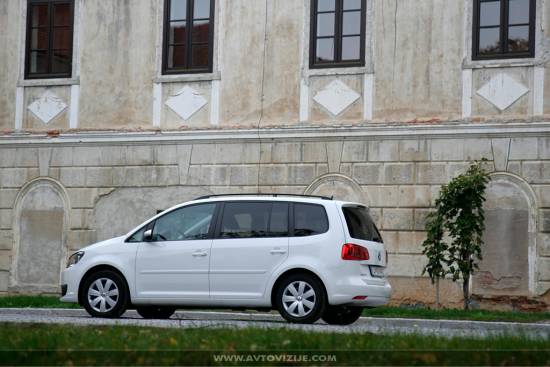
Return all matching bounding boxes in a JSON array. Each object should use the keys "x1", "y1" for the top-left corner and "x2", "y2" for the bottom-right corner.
[{"x1": 194, "y1": 193, "x2": 333, "y2": 201}]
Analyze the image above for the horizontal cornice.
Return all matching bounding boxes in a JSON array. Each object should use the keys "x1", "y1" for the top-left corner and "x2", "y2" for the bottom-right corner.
[{"x1": 1, "y1": 121, "x2": 550, "y2": 146}]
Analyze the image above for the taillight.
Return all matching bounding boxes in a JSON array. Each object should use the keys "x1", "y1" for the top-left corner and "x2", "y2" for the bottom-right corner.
[
  {"x1": 385, "y1": 250, "x2": 389, "y2": 264},
  {"x1": 341, "y1": 243, "x2": 370, "y2": 261}
]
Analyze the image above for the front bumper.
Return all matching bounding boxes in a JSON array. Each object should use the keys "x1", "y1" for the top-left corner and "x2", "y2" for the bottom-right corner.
[{"x1": 59, "y1": 265, "x2": 82, "y2": 303}]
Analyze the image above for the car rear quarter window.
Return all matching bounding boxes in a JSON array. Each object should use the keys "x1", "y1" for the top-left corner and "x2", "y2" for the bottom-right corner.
[
  {"x1": 342, "y1": 206, "x2": 383, "y2": 243},
  {"x1": 293, "y1": 203, "x2": 329, "y2": 237},
  {"x1": 220, "y1": 202, "x2": 289, "y2": 238}
]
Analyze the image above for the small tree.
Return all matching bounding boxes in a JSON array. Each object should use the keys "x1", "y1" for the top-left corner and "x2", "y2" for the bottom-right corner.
[
  {"x1": 422, "y1": 161, "x2": 490, "y2": 310},
  {"x1": 421, "y1": 211, "x2": 446, "y2": 309}
]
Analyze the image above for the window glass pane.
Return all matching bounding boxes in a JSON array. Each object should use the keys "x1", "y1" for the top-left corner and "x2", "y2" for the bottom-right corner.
[
  {"x1": 343, "y1": 11, "x2": 361, "y2": 35},
  {"x1": 193, "y1": 0, "x2": 210, "y2": 19},
  {"x1": 152, "y1": 204, "x2": 215, "y2": 241},
  {"x1": 509, "y1": 0, "x2": 530, "y2": 24},
  {"x1": 220, "y1": 203, "x2": 271, "y2": 238},
  {"x1": 317, "y1": 0, "x2": 335, "y2": 12},
  {"x1": 478, "y1": 27, "x2": 501, "y2": 54},
  {"x1": 31, "y1": 28, "x2": 49, "y2": 50},
  {"x1": 479, "y1": 1, "x2": 501, "y2": 27},
  {"x1": 30, "y1": 50, "x2": 48, "y2": 74},
  {"x1": 191, "y1": 44, "x2": 209, "y2": 67},
  {"x1": 316, "y1": 38, "x2": 334, "y2": 62},
  {"x1": 53, "y1": 3, "x2": 71, "y2": 27},
  {"x1": 294, "y1": 204, "x2": 328, "y2": 237},
  {"x1": 170, "y1": 21, "x2": 187, "y2": 44},
  {"x1": 269, "y1": 203, "x2": 289, "y2": 237},
  {"x1": 170, "y1": 0, "x2": 187, "y2": 20},
  {"x1": 53, "y1": 28, "x2": 71, "y2": 50},
  {"x1": 52, "y1": 50, "x2": 71, "y2": 73},
  {"x1": 342, "y1": 36, "x2": 360, "y2": 60},
  {"x1": 343, "y1": 0, "x2": 362, "y2": 10},
  {"x1": 343, "y1": 207, "x2": 383, "y2": 242},
  {"x1": 31, "y1": 5, "x2": 49, "y2": 27},
  {"x1": 317, "y1": 13, "x2": 335, "y2": 37},
  {"x1": 168, "y1": 45, "x2": 186, "y2": 68},
  {"x1": 192, "y1": 20, "x2": 209, "y2": 43},
  {"x1": 508, "y1": 25, "x2": 529, "y2": 52}
]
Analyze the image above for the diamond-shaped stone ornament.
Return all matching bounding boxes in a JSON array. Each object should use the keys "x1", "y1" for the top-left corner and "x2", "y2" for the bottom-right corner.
[
  {"x1": 313, "y1": 80, "x2": 360, "y2": 116},
  {"x1": 165, "y1": 86, "x2": 208, "y2": 121},
  {"x1": 476, "y1": 73, "x2": 529, "y2": 111},
  {"x1": 27, "y1": 91, "x2": 67, "y2": 124}
]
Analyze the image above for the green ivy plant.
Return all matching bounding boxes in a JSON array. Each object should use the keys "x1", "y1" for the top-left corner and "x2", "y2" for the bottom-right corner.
[{"x1": 422, "y1": 161, "x2": 490, "y2": 310}]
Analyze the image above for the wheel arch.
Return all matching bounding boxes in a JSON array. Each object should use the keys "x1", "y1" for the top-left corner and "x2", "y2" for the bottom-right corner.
[
  {"x1": 77, "y1": 264, "x2": 131, "y2": 306},
  {"x1": 269, "y1": 267, "x2": 328, "y2": 308}
]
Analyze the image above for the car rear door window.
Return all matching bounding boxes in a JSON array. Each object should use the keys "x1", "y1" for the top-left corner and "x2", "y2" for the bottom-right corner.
[
  {"x1": 293, "y1": 203, "x2": 329, "y2": 236},
  {"x1": 342, "y1": 206, "x2": 383, "y2": 243},
  {"x1": 220, "y1": 202, "x2": 289, "y2": 238}
]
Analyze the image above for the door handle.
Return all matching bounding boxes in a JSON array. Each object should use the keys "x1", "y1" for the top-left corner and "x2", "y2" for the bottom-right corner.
[
  {"x1": 270, "y1": 249, "x2": 287, "y2": 255},
  {"x1": 192, "y1": 251, "x2": 208, "y2": 257}
]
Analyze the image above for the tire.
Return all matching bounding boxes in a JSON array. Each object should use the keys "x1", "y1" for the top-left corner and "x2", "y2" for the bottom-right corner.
[
  {"x1": 136, "y1": 306, "x2": 176, "y2": 319},
  {"x1": 275, "y1": 273, "x2": 326, "y2": 324},
  {"x1": 81, "y1": 270, "x2": 128, "y2": 318},
  {"x1": 321, "y1": 306, "x2": 363, "y2": 325}
]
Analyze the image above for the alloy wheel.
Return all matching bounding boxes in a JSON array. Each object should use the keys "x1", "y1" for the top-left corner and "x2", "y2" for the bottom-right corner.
[
  {"x1": 87, "y1": 278, "x2": 119, "y2": 313},
  {"x1": 282, "y1": 281, "x2": 316, "y2": 317}
]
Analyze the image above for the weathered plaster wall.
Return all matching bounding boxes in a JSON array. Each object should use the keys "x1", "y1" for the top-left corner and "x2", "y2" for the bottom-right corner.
[
  {"x1": 220, "y1": 0, "x2": 267, "y2": 126},
  {"x1": 78, "y1": 0, "x2": 156, "y2": 129},
  {"x1": 372, "y1": 0, "x2": 463, "y2": 122},
  {"x1": 0, "y1": 0, "x2": 19, "y2": 130},
  {"x1": 260, "y1": 0, "x2": 302, "y2": 126}
]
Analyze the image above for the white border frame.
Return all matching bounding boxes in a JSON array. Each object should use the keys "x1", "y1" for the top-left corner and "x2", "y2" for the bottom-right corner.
[{"x1": 299, "y1": 0, "x2": 375, "y2": 122}]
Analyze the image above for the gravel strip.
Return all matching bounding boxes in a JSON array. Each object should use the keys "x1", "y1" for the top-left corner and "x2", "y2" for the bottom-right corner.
[{"x1": 0, "y1": 308, "x2": 549, "y2": 338}]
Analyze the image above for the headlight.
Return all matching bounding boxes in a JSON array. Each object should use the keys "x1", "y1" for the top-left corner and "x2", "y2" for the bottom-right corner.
[{"x1": 67, "y1": 251, "x2": 85, "y2": 268}]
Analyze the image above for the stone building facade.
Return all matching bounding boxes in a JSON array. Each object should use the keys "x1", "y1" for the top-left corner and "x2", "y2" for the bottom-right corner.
[{"x1": 0, "y1": 0, "x2": 550, "y2": 309}]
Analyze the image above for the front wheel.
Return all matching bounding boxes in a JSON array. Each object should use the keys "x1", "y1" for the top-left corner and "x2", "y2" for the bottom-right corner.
[
  {"x1": 321, "y1": 306, "x2": 363, "y2": 325},
  {"x1": 275, "y1": 273, "x2": 326, "y2": 324},
  {"x1": 136, "y1": 306, "x2": 176, "y2": 319},
  {"x1": 81, "y1": 270, "x2": 128, "y2": 318}
]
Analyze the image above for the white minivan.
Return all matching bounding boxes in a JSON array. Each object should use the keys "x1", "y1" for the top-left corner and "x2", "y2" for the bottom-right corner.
[{"x1": 61, "y1": 194, "x2": 391, "y2": 325}]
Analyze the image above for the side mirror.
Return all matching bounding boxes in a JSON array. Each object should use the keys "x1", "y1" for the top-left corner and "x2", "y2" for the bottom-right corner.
[{"x1": 143, "y1": 229, "x2": 153, "y2": 242}]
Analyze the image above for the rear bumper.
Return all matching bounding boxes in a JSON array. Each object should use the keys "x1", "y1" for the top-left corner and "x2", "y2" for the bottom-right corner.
[{"x1": 328, "y1": 276, "x2": 392, "y2": 307}]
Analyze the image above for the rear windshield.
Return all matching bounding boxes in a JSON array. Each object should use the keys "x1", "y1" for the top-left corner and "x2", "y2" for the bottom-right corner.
[{"x1": 342, "y1": 206, "x2": 383, "y2": 243}]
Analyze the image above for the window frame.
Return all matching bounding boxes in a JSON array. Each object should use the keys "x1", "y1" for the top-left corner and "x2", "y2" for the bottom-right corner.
[
  {"x1": 309, "y1": 0, "x2": 367, "y2": 69},
  {"x1": 214, "y1": 201, "x2": 291, "y2": 239},
  {"x1": 292, "y1": 202, "x2": 330, "y2": 237},
  {"x1": 24, "y1": 0, "x2": 75, "y2": 80},
  {"x1": 162, "y1": 0, "x2": 216, "y2": 75},
  {"x1": 125, "y1": 202, "x2": 219, "y2": 243},
  {"x1": 472, "y1": 0, "x2": 536, "y2": 60}
]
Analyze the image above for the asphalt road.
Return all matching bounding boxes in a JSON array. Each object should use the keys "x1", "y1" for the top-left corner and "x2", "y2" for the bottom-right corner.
[{"x1": 1, "y1": 308, "x2": 549, "y2": 338}]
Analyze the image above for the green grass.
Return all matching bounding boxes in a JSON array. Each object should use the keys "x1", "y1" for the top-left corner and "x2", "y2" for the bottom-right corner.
[
  {"x1": 0, "y1": 323, "x2": 549, "y2": 366},
  {"x1": 1, "y1": 295, "x2": 550, "y2": 323},
  {"x1": 0, "y1": 295, "x2": 80, "y2": 309}
]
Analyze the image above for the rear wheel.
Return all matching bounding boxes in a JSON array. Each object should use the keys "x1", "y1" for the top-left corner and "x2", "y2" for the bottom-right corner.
[
  {"x1": 321, "y1": 306, "x2": 363, "y2": 325},
  {"x1": 275, "y1": 273, "x2": 326, "y2": 324},
  {"x1": 81, "y1": 270, "x2": 128, "y2": 318},
  {"x1": 136, "y1": 306, "x2": 176, "y2": 319}
]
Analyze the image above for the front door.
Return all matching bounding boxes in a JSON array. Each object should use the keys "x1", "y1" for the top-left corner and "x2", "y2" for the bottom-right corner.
[
  {"x1": 135, "y1": 203, "x2": 217, "y2": 299},
  {"x1": 210, "y1": 201, "x2": 289, "y2": 299}
]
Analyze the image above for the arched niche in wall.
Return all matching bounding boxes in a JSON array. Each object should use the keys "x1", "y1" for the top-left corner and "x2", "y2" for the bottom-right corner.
[
  {"x1": 472, "y1": 173, "x2": 537, "y2": 297},
  {"x1": 11, "y1": 178, "x2": 70, "y2": 293},
  {"x1": 304, "y1": 174, "x2": 368, "y2": 204}
]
